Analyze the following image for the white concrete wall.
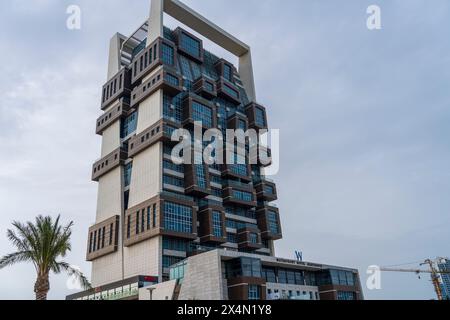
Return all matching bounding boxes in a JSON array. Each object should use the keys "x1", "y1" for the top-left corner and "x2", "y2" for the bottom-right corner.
[
  {"x1": 136, "y1": 89, "x2": 163, "y2": 135},
  {"x1": 91, "y1": 249, "x2": 124, "y2": 288},
  {"x1": 128, "y1": 143, "x2": 162, "y2": 207},
  {"x1": 124, "y1": 236, "x2": 161, "y2": 279},
  {"x1": 101, "y1": 119, "x2": 121, "y2": 157},
  {"x1": 178, "y1": 250, "x2": 225, "y2": 300},
  {"x1": 96, "y1": 168, "x2": 123, "y2": 223}
]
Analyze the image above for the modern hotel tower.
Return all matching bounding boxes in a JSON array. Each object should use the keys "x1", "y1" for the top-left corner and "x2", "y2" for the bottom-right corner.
[
  {"x1": 72, "y1": 0, "x2": 363, "y2": 301},
  {"x1": 88, "y1": 0, "x2": 280, "y2": 287}
]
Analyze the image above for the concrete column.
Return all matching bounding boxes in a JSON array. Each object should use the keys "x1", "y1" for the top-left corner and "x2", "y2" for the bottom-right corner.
[
  {"x1": 239, "y1": 50, "x2": 257, "y2": 102},
  {"x1": 148, "y1": 0, "x2": 164, "y2": 44},
  {"x1": 107, "y1": 33, "x2": 125, "y2": 80}
]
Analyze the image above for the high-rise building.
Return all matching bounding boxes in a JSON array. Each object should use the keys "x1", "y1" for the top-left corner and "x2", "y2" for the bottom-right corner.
[
  {"x1": 438, "y1": 258, "x2": 450, "y2": 300},
  {"x1": 68, "y1": 0, "x2": 362, "y2": 301}
]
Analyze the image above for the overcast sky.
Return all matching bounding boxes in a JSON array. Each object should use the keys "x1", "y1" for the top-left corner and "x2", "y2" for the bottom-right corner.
[{"x1": 0, "y1": 0, "x2": 449, "y2": 300}]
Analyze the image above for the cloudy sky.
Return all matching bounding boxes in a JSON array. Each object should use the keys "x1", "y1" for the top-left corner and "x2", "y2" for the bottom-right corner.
[{"x1": 0, "y1": 0, "x2": 449, "y2": 300}]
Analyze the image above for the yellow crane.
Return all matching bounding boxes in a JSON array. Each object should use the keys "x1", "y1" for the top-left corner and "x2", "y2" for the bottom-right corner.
[{"x1": 380, "y1": 258, "x2": 450, "y2": 300}]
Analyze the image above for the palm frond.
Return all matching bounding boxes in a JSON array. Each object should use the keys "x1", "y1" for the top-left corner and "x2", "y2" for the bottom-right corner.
[
  {"x1": 0, "y1": 251, "x2": 33, "y2": 269},
  {"x1": 53, "y1": 261, "x2": 91, "y2": 290}
]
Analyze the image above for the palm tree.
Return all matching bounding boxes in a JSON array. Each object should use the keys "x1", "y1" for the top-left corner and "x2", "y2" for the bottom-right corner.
[{"x1": 0, "y1": 215, "x2": 91, "y2": 300}]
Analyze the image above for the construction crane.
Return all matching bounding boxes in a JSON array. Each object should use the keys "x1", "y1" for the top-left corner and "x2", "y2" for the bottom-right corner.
[{"x1": 380, "y1": 258, "x2": 450, "y2": 300}]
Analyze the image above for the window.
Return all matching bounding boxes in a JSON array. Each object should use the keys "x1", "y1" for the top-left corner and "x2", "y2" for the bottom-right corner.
[
  {"x1": 278, "y1": 269, "x2": 287, "y2": 284},
  {"x1": 262, "y1": 267, "x2": 276, "y2": 283},
  {"x1": 337, "y1": 291, "x2": 356, "y2": 301},
  {"x1": 233, "y1": 190, "x2": 253, "y2": 202},
  {"x1": 141, "y1": 209, "x2": 145, "y2": 233},
  {"x1": 109, "y1": 224, "x2": 113, "y2": 245},
  {"x1": 204, "y1": 81, "x2": 214, "y2": 92},
  {"x1": 164, "y1": 175, "x2": 184, "y2": 188},
  {"x1": 223, "y1": 64, "x2": 233, "y2": 82},
  {"x1": 180, "y1": 32, "x2": 201, "y2": 59},
  {"x1": 264, "y1": 185, "x2": 274, "y2": 195},
  {"x1": 268, "y1": 211, "x2": 279, "y2": 234},
  {"x1": 164, "y1": 202, "x2": 193, "y2": 233},
  {"x1": 227, "y1": 233, "x2": 237, "y2": 243},
  {"x1": 192, "y1": 101, "x2": 213, "y2": 127},
  {"x1": 163, "y1": 94, "x2": 183, "y2": 124},
  {"x1": 127, "y1": 215, "x2": 131, "y2": 238},
  {"x1": 135, "y1": 212, "x2": 140, "y2": 235},
  {"x1": 146, "y1": 207, "x2": 151, "y2": 230},
  {"x1": 162, "y1": 43, "x2": 174, "y2": 65},
  {"x1": 101, "y1": 226, "x2": 105, "y2": 249},
  {"x1": 163, "y1": 237, "x2": 187, "y2": 251},
  {"x1": 238, "y1": 119, "x2": 247, "y2": 131},
  {"x1": 165, "y1": 73, "x2": 179, "y2": 87},
  {"x1": 162, "y1": 255, "x2": 184, "y2": 269},
  {"x1": 223, "y1": 83, "x2": 239, "y2": 99},
  {"x1": 121, "y1": 112, "x2": 138, "y2": 138},
  {"x1": 248, "y1": 285, "x2": 260, "y2": 300},
  {"x1": 179, "y1": 55, "x2": 193, "y2": 81},
  {"x1": 249, "y1": 233, "x2": 258, "y2": 244},
  {"x1": 89, "y1": 233, "x2": 93, "y2": 253},
  {"x1": 255, "y1": 108, "x2": 266, "y2": 128},
  {"x1": 212, "y1": 211, "x2": 223, "y2": 238},
  {"x1": 153, "y1": 204, "x2": 157, "y2": 228}
]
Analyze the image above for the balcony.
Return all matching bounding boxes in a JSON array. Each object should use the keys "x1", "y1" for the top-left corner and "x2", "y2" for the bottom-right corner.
[
  {"x1": 184, "y1": 156, "x2": 212, "y2": 197},
  {"x1": 214, "y1": 59, "x2": 235, "y2": 82},
  {"x1": 236, "y1": 225, "x2": 263, "y2": 250},
  {"x1": 96, "y1": 98, "x2": 131, "y2": 135},
  {"x1": 130, "y1": 67, "x2": 183, "y2": 107},
  {"x1": 244, "y1": 102, "x2": 268, "y2": 131},
  {"x1": 221, "y1": 162, "x2": 252, "y2": 182},
  {"x1": 216, "y1": 77, "x2": 241, "y2": 105},
  {"x1": 101, "y1": 68, "x2": 132, "y2": 110},
  {"x1": 92, "y1": 147, "x2": 128, "y2": 182},
  {"x1": 124, "y1": 193, "x2": 197, "y2": 247},
  {"x1": 256, "y1": 206, "x2": 282, "y2": 240},
  {"x1": 86, "y1": 216, "x2": 120, "y2": 261},
  {"x1": 254, "y1": 179, "x2": 278, "y2": 202},
  {"x1": 227, "y1": 112, "x2": 248, "y2": 131},
  {"x1": 222, "y1": 181, "x2": 257, "y2": 208},
  {"x1": 198, "y1": 205, "x2": 227, "y2": 244},
  {"x1": 173, "y1": 27, "x2": 204, "y2": 63},
  {"x1": 193, "y1": 76, "x2": 217, "y2": 100},
  {"x1": 128, "y1": 119, "x2": 181, "y2": 158},
  {"x1": 130, "y1": 37, "x2": 177, "y2": 84},
  {"x1": 182, "y1": 94, "x2": 217, "y2": 130}
]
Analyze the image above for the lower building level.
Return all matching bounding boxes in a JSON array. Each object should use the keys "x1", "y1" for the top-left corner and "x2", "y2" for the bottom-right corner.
[{"x1": 67, "y1": 249, "x2": 363, "y2": 301}]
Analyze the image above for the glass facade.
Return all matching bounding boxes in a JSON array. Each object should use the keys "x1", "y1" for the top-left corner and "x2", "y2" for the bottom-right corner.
[
  {"x1": 337, "y1": 291, "x2": 356, "y2": 300},
  {"x1": 180, "y1": 32, "x2": 201, "y2": 59},
  {"x1": 212, "y1": 211, "x2": 223, "y2": 237},
  {"x1": 121, "y1": 111, "x2": 138, "y2": 138},
  {"x1": 192, "y1": 101, "x2": 213, "y2": 127},
  {"x1": 248, "y1": 285, "x2": 260, "y2": 300},
  {"x1": 223, "y1": 64, "x2": 233, "y2": 82},
  {"x1": 163, "y1": 202, "x2": 193, "y2": 233},
  {"x1": 255, "y1": 107, "x2": 266, "y2": 128},
  {"x1": 233, "y1": 190, "x2": 253, "y2": 202},
  {"x1": 162, "y1": 43, "x2": 174, "y2": 65},
  {"x1": 268, "y1": 211, "x2": 279, "y2": 234},
  {"x1": 124, "y1": 162, "x2": 133, "y2": 187}
]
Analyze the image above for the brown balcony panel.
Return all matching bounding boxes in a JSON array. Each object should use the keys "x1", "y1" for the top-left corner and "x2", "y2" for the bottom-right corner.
[
  {"x1": 222, "y1": 183, "x2": 257, "y2": 208},
  {"x1": 182, "y1": 94, "x2": 217, "y2": 129},
  {"x1": 96, "y1": 98, "x2": 131, "y2": 135},
  {"x1": 256, "y1": 206, "x2": 282, "y2": 240},
  {"x1": 101, "y1": 68, "x2": 132, "y2": 110},
  {"x1": 131, "y1": 37, "x2": 177, "y2": 84},
  {"x1": 249, "y1": 146, "x2": 272, "y2": 167},
  {"x1": 173, "y1": 27, "x2": 204, "y2": 63},
  {"x1": 227, "y1": 113, "x2": 249, "y2": 131},
  {"x1": 214, "y1": 59, "x2": 235, "y2": 82},
  {"x1": 216, "y1": 77, "x2": 241, "y2": 105},
  {"x1": 198, "y1": 205, "x2": 227, "y2": 244},
  {"x1": 86, "y1": 216, "x2": 120, "y2": 261},
  {"x1": 221, "y1": 163, "x2": 252, "y2": 182},
  {"x1": 228, "y1": 277, "x2": 267, "y2": 300},
  {"x1": 184, "y1": 162, "x2": 212, "y2": 197},
  {"x1": 254, "y1": 179, "x2": 278, "y2": 202},
  {"x1": 124, "y1": 194, "x2": 198, "y2": 247},
  {"x1": 128, "y1": 119, "x2": 180, "y2": 158},
  {"x1": 237, "y1": 226, "x2": 263, "y2": 250},
  {"x1": 193, "y1": 76, "x2": 217, "y2": 100},
  {"x1": 245, "y1": 102, "x2": 268, "y2": 131},
  {"x1": 92, "y1": 148, "x2": 127, "y2": 182},
  {"x1": 131, "y1": 68, "x2": 183, "y2": 107}
]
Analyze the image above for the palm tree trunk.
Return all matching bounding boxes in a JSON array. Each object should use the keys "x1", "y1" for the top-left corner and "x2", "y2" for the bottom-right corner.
[{"x1": 34, "y1": 274, "x2": 50, "y2": 300}]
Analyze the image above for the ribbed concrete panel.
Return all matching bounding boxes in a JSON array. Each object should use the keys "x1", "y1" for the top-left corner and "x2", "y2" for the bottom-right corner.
[{"x1": 124, "y1": 236, "x2": 161, "y2": 280}]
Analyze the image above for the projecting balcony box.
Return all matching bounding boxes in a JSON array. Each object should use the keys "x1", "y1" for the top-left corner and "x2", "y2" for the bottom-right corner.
[
  {"x1": 96, "y1": 98, "x2": 131, "y2": 135},
  {"x1": 124, "y1": 193, "x2": 198, "y2": 247},
  {"x1": 128, "y1": 119, "x2": 180, "y2": 158},
  {"x1": 92, "y1": 147, "x2": 128, "y2": 182},
  {"x1": 221, "y1": 161, "x2": 252, "y2": 183},
  {"x1": 197, "y1": 203, "x2": 227, "y2": 244},
  {"x1": 130, "y1": 67, "x2": 183, "y2": 108},
  {"x1": 227, "y1": 112, "x2": 249, "y2": 131},
  {"x1": 254, "y1": 179, "x2": 278, "y2": 202},
  {"x1": 214, "y1": 59, "x2": 235, "y2": 83},
  {"x1": 244, "y1": 102, "x2": 268, "y2": 131},
  {"x1": 131, "y1": 37, "x2": 177, "y2": 85},
  {"x1": 101, "y1": 67, "x2": 132, "y2": 111},
  {"x1": 173, "y1": 27, "x2": 204, "y2": 63},
  {"x1": 236, "y1": 225, "x2": 263, "y2": 251},
  {"x1": 182, "y1": 94, "x2": 217, "y2": 130},
  {"x1": 256, "y1": 206, "x2": 282, "y2": 241},
  {"x1": 216, "y1": 77, "x2": 241, "y2": 105},
  {"x1": 248, "y1": 145, "x2": 272, "y2": 167},
  {"x1": 86, "y1": 216, "x2": 120, "y2": 261},
  {"x1": 193, "y1": 76, "x2": 217, "y2": 100},
  {"x1": 184, "y1": 150, "x2": 212, "y2": 197},
  {"x1": 222, "y1": 180, "x2": 257, "y2": 208}
]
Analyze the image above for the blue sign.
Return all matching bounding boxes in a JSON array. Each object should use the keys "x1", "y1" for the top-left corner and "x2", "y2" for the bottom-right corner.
[{"x1": 295, "y1": 251, "x2": 303, "y2": 262}]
